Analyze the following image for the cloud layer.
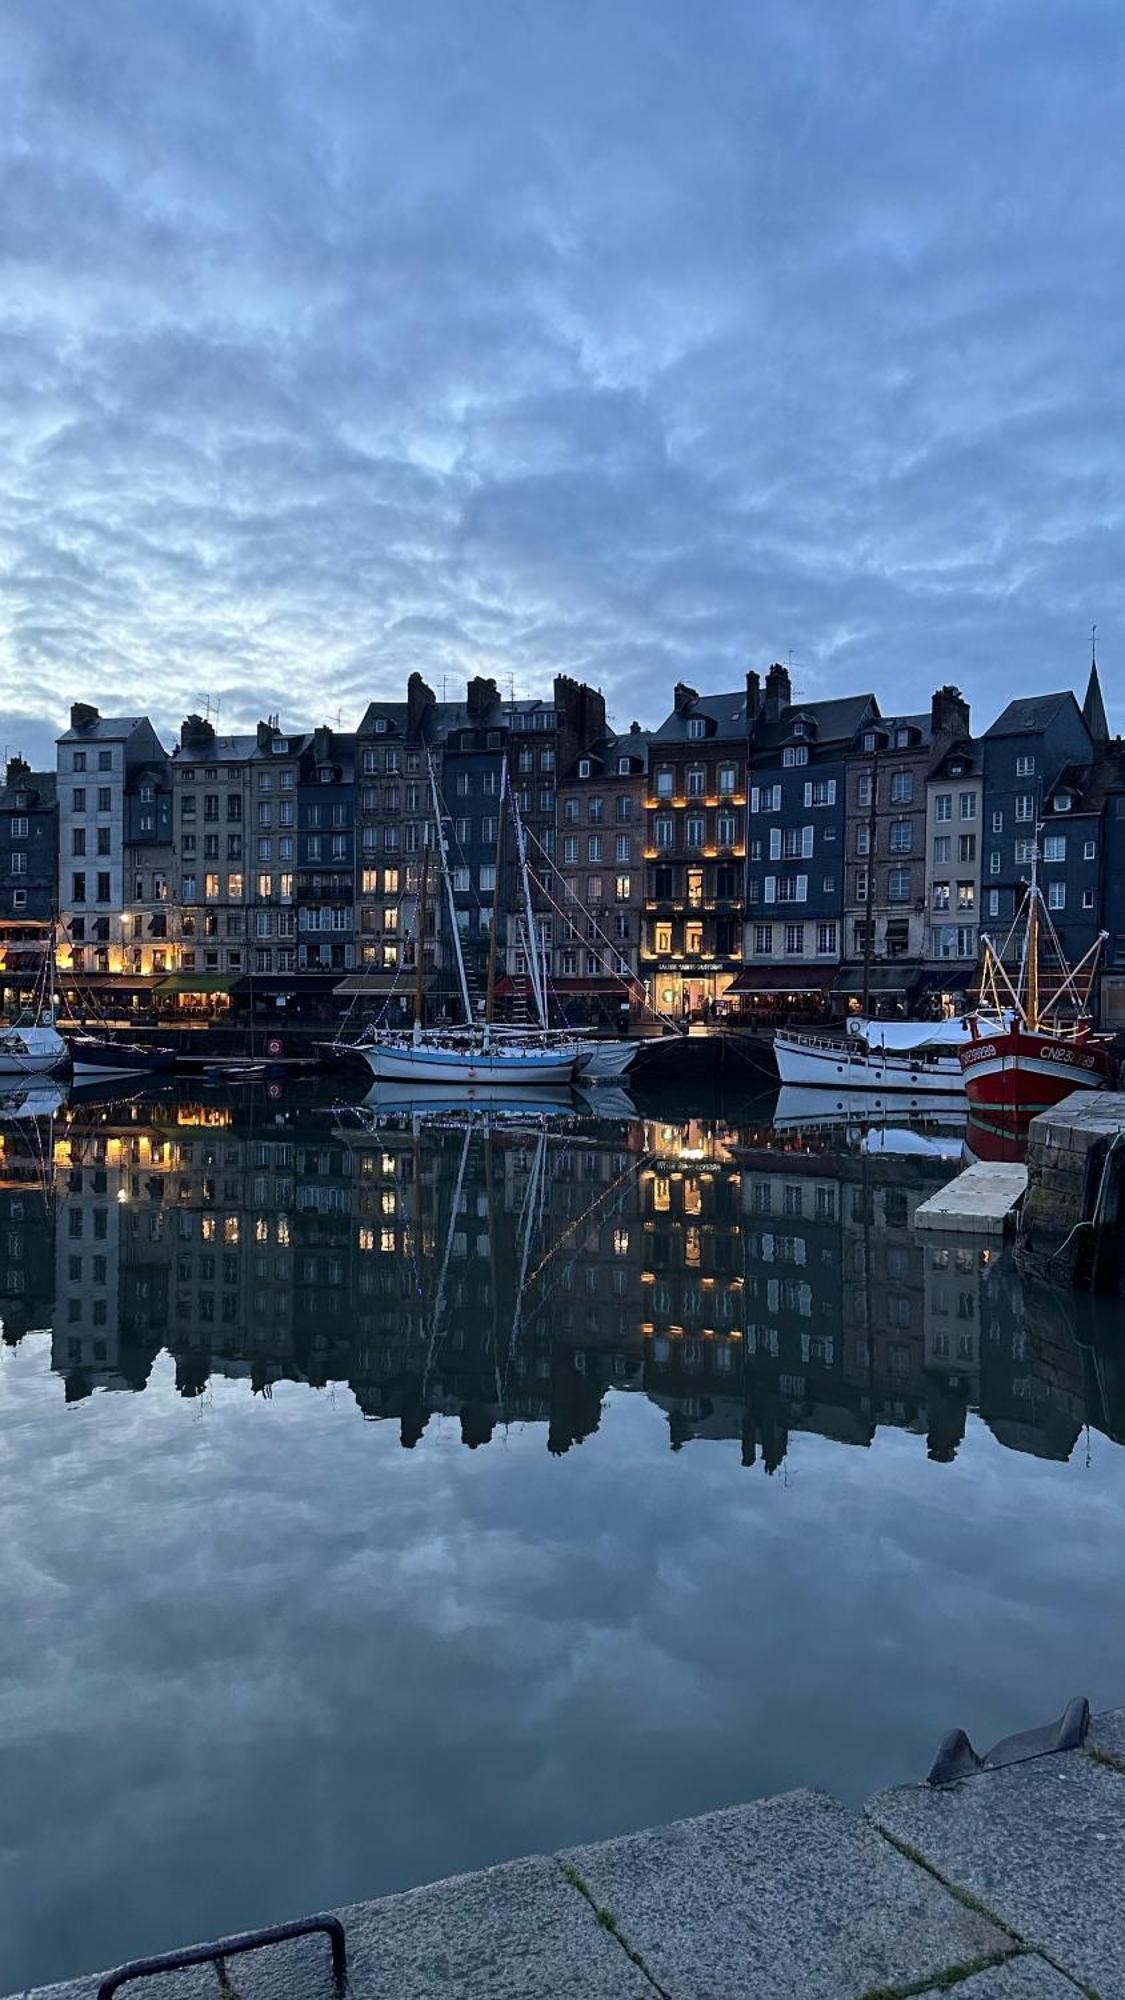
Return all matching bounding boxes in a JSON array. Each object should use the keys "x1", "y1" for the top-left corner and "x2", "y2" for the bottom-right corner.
[{"x1": 1, "y1": 0, "x2": 1122, "y2": 765}]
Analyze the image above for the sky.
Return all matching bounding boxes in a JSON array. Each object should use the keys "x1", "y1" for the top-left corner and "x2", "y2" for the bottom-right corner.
[{"x1": 1, "y1": 0, "x2": 1122, "y2": 768}]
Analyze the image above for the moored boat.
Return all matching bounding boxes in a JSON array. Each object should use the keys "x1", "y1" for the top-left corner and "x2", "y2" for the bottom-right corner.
[
  {"x1": 68, "y1": 1034, "x2": 176, "y2": 1080},
  {"x1": 774, "y1": 1019, "x2": 970, "y2": 1094},
  {"x1": 959, "y1": 850, "x2": 1117, "y2": 1115}
]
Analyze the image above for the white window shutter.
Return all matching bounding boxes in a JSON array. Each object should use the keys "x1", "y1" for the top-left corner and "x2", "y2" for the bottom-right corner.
[
  {"x1": 801, "y1": 825, "x2": 814, "y2": 858},
  {"x1": 769, "y1": 827, "x2": 781, "y2": 860},
  {"x1": 827, "y1": 780, "x2": 837, "y2": 805},
  {"x1": 803, "y1": 781, "x2": 813, "y2": 808},
  {"x1": 750, "y1": 787, "x2": 760, "y2": 814},
  {"x1": 796, "y1": 874, "x2": 808, "y2": 902},
  {"x1": 764, "y1": 875, "x2": 777, "y2": 904}
]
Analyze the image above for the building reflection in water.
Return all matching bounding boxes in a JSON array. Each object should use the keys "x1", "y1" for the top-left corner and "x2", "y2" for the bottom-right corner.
[{"x1": 1, "y1": 1085, "x2": 1122, "y2": 1467}]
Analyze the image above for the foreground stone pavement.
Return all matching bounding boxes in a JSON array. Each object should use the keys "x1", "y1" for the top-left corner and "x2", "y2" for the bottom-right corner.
[{"x1": 10, "y1": 1709, "x2": 1125, "y2": 2000}]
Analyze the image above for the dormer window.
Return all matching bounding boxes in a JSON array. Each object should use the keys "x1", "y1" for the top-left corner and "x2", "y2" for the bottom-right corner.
[
  {"x1": 1053, "y1": 793, "x2": 1072, "y2": 812},
  {"x1": 578, "y1": 757, "x2": 592, "y2": 779},
  {"x1": 862, "y1": 731, "x2": 879, "y2": 753},
  {"x1": 782, "y1": 745, "x2": 809, "y2": 768},
  {"x1": 374, "y1": 719, "x2": 389, "y2": 735},
  {"x1": 272, "y1": 738, "x2": 289, "y2": 754},
  {"x1": 894, "y1": 727, "x2": 913, "y2": 748},
  {"x1": 14, "y1": 792, "x2": 28, "y2": 809},
  {"x1": 140, "y1": 783, "x2": 154, "y2": 803},
  {"x1": 318, "y1": 765, "x2": 334, "y2": 783},
  {"x1": 686, "y1": 716, "x2": 706, "y2": 739},
  {"x1": 616, "y1": 757, "x2": 631, "y2": 776}
]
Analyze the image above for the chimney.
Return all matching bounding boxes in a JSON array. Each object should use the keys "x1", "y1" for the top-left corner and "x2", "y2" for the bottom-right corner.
[
  {"x1": 70, "y1": 702, "x2": 99, "y2": 733},
  {"x1": 407, "y1": 672, "x2": 436, "y2": 739},
  {"x1": 930, "y1": 685, "x2": 971, "y2": 741},
  {"x1": 256, "y1": 720, "x2": 274, "y2": 751},
  {"x1": 466, "y1": 675, "x2": 500, "y2": 718},
  {"x1": 745, "y1": 669, "x2": 763, "y2": 728},
  {"x1": 314, "y1": 724, "x2": 332, "y2": 763},
  {"x1": 673, "y1": 682, "x2": 698, "y2": 717},
  {"x1": 6, "y1": 755, "x2": 30, "y2": 787},
  {"x1": 764, "y1": 662, "x2": 791, "y2": 722},
  {"x1": 180, "y1": 714, "x2": 216, "y2": 751},
  {"x1": 629, "y1": 720, "x2": 642, "y2": 735}
]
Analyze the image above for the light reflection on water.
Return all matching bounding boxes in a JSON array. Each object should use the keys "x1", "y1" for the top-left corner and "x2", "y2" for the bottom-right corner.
[{"x1": 1, "y1": 1079, "x2": 1123, "y2": 1992}]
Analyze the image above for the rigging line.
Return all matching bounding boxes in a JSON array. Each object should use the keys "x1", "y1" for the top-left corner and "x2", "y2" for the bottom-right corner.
[{"x1": 524, "y1": 1145, "x2": 653, "y2": 1298}]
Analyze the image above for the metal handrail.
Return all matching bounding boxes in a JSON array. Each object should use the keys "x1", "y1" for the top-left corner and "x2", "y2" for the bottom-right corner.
[{"x1": 95, "y1": 1914, "x2": 347, "y2": 2000}]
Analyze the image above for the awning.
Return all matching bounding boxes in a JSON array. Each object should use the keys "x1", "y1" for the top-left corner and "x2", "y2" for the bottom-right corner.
[
  {"x1": 492, "y1": 975, "x2": 634, "y2": 998},
  {"x1": 155, "y1": 975, "x2": 233, "y2": 995},
  {"x1": 727, "y1": 966, "x2": 836, "y2": 995},
  {"x1": 915, "y1": 967, "x2": 975, "y2": 993},
  {"x1": 832, "y1": 965, "x2": 920, "y2": 997},
  {"x1": 229, "y1": 973, "x2": 341, "y2": 996},
  {"x1": 333, "y1": 973, "x2": 435, "y2": 996}
]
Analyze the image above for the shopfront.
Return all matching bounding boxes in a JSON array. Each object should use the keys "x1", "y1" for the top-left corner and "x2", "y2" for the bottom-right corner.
[
  {"x1": 644, "y1": 958, "x2": 739, "y2": 1022},
  {"x1": 725, "y1": 965, "x2": 836, "y2": 1024}
]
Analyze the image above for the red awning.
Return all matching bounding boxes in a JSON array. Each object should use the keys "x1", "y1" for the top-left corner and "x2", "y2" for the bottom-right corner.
[{"x1": 726, "y1": 966, "x2": 836, "y2": 995}]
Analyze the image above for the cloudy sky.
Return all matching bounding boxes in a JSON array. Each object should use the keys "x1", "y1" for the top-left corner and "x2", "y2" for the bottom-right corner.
[{"x1": 1, "y1": 0, "x2": 1121, "y2": 766}]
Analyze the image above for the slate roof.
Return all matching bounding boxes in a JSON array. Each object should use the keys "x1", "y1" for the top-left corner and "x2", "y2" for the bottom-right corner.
[
  {"x1": 57, "y1": 715, "x2": 147, "y2": 743},
  {"x1": 985, "y1": 692, "x2": 1077, "y2": 737},
  {"x1": 653, "y1": 690, "x2": 749, "y2": 741},
  {"x1": 0, "y1": 770, "x2": 56, "y2": 809},
  {"x1": 752, "y1": 693, "x2": 877, "y2": 752}
]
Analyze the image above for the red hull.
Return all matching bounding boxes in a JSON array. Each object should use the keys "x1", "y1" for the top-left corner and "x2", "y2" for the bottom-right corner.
[{"x1": 959, "y1": 1025, "x2": 1117, "y2": 1112}]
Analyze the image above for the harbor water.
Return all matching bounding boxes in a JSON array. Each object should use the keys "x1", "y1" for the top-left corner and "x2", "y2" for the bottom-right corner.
[{"x1": 2, "y1": 1077, "x2": 1124, "y2": 1991}]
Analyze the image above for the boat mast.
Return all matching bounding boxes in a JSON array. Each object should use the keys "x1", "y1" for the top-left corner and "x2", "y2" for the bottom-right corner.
[
  {"x1": 509, "y1": 774, "x2": 547, "y2": 1028},
  {"x1": 484, "y1": 758, "x2": 508, "y2": 1041},
  {"x1": 412, "y1": 843, "x2": 430, "y2": 1042},
  {"x1": 861, "y1": 745, "x2": 878, "y2": 1017},
  {"x1": 1026, "y1": 833, "x2": 1041, "y2": 1032},
  {"x1": 426, "y1": 753, "x2": 472, "y2": 1025}
]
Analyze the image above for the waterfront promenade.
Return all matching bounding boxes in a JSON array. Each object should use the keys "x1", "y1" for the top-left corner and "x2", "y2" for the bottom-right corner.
[{"x1": 12, "y1": 1707, "x2": 1125, "y2": 2000}]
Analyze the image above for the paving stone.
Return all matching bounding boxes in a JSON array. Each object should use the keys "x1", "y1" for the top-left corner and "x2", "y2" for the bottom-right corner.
[
  {"x1": 910, "y1": 1958, "x2": 1083, "y2": 1997},
  {"x1": 153, "y1": 1856, "x2": 653, "y2": 2000},
  {"x1": 560, "y1": 1786, "x2": 1007, "y2": 2000},
  {"x1": 868, "y1": 1752, "x2": 1125, "y2": 1997},
  {"x1": 1088, "y1": 1705, "x2": 1125, "y2": 1765}
]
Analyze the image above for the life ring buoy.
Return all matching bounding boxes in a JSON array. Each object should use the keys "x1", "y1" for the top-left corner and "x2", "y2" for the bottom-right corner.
[
  {"x1": 265, "y1": 1036, "x2": 284, "y2": 1058},
  {"x1": 267, "y1": 1082, "x2": 282, "y2": 1101}
]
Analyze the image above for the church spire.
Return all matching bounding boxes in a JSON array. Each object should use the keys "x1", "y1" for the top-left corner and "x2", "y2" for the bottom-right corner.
[{"x1": 1083, "y1": 625, "x2": 1109, "y2": 746}]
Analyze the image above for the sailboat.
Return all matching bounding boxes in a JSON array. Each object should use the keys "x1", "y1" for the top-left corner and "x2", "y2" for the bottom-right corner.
[
  {"x1": 355, "y1": 762, "x2": 578, "y2": 1088},
  {"x1": 959, "y1": 842, "x2": 1117, "y2": 1114},
  {"x1": 0, "y1": 922, "x2": 69, "y2": 1078}
]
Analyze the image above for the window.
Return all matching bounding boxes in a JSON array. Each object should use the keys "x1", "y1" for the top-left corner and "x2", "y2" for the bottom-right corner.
[
  {"x1": 686, "y1": 716, "x2": 706, "y2": 738},
  {"x1": 991, "y1": 809, "x2": 1004, "y2": 833},
  {"x1": 780, "y1": 826, "x2": 814, "y2": 860},
  {"x1": 10, "y1": 816, "x2": 28, "y2": 840},
  {"x1": 1016, "y1": 754, "x2": 1035, "y2": 777},
  {"x1": 753, "y1": 923, "x2": 773, "y2": 955},
  {"x1": 856, "y1": 772, "x2": 872, "y2": 807},
  {"x1": 888, "y1": 820, "x2": 912, "y2": 854},
  {"x1": 933, "y1": 835, "x2": 951, "y2": 864},
  {"x1": 890, "y1": 770, "x2": 913, "y2": 803},
  {"x1": 784, "y1": 923, "x2": 804, "y2": 954},
  {"x1": 615, "y1": 794, "x2": 633, "y2": 823},
  {"x1": 615, "y1": 874, "x2": 631, "y2": 900},
  {"x1": 587, "y1": 796, "x2": 604, "y2": 823},
  {"x1": 587, "y1": 876, "x2": 604, "y2": 904},
  {"x1": 854, "y1": 868, "x2": 868, "y2": 903},
  {"x1": 685, "y1": 921, "x2": 703, "y2": 954},
  {"x1": 934, "y1": 794, "x2": 952, "y2": 823},
  {"x1": 894, "y1": 727, "x2": 913, "y2": 748},
  {"x1": 862, "y1": 731, "x2": 878, "y2": 753},
  {"x1": 96, "y1": 827, "x2": 111, "y2": 855},
  {"x1": 73, "y1": 752, "x2": 86, "y2": 772},
  {"x1": 887, "y1": 867, "x2": 911, "y2": 901},
  {"x1": 1053, "y1": 793, "x2": 1072, "y2": 813},
  {"x1": 98, "y1": 751, "x2": 112, "y2": 770},
  {"x1": 564, "y1": 798, "x2": 580, "y2": 824},
  {"x1": 587, "y1": 834, "x2": 603, "y2": 862},
  {"x1": 655, "y1": 768, "x2": 674, "y2": 798},
  {"x1": 96, "y1": 872, "x2": 111, "y2": 902},
  {"x1": 1042, "y1": 834, "x2": 1066, "y2": 862},
  {"x1": 718, "y1": 763, "x2": 736, "y2": 795},
  {"x1": 816, "y1": 921, "x2": 837, "y2": 955},
  {"x1": 959, "y1": 834, "x2": 977, "y2": 863},
  {"x1": 577, "y1": 757, "x2": 592, "y2": 779},
  {"x1": 616, "y1": 757, "x2": 631, "y2": 777},
  {"x1": 685, "y1": 814, "x2": 705, "y2": 847},
  {"x1": 72, "y1": 827, "x2": 86, "y2": 856},
  {"x1": 686, "y1": 766, "x2": 705, "y2": 796},
  {"x1": 989, "y1": 851, "x2": 1000, "y2": 875},
  {"x1": 1014, "y1": 838, "x2": 1036, "y2": 864},
  {"x1": 9, "y1": 850, "x2": 26, "y2": 875},
  {"x1": 615, "y1": 833, "x2": 631, "y2": 862},
  {"x1": 1048, "y1": 882, "x2": 1066, "y2": 911},
  {"x1": 654, "y1": 921, "x2": 673, "y2": 953},
  {"x1": 782, "y1": 745, "x2": 808, "y2": 767},
  {"x1": 716, "y1": 811, "x2": 737, "y2": 845},
  {"x1": 751, "y1": 784, "x2": 781, "y2": 813},
  {"x1": 988, "y1": 889, "x2": 1000, "y2": 917},
  {"x1": 803, "y1": 779, "x2": 836, "y2": 808},
  {"x1": 1083, "y1": 888, "x2": 1095, "y2": 910},
  {"x1": 856, "y1": 826, "x2": 871, "y2": 857},
  {"x1": 959, "y1": 791, "x2": 976, "y2": 820},
  {"x1": 1015, "y1": 794, "x2": 1034, "y2": 822},
  {"x1": 932, "y1": 881, "x2": 951, "y2": 911},
  {"x1": 562, "y1": 835, "x2": 579, "y2": 864},
  {"x1": 1084, "y1": 839, "x2": 1096, "y2": 860},
  {"x1": 957, "y1": 882, "x2": 975, "y2": 911}
]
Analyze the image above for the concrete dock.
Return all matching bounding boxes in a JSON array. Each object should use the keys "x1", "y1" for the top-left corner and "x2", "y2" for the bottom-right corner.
[
  {"x1": 915, "y1": 1160, "x2": 1028, "y2": 1235},
  {"x1": 12, "y1": 1708, "x2": 1125, "y2": 2000}
]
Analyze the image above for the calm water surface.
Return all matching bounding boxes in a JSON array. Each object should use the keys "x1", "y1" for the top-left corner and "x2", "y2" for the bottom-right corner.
[{"x1": 2, "y1": 1078, "x2": 1124, "y2": 1991}]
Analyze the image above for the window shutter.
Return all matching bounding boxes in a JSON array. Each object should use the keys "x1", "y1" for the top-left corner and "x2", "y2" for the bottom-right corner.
[
  {"x1": 796, "y1": 874, "x2": 808, "y2": 902},
  {"x1": 769, "y1": 827, "x2": 781, "y2": 860},
  {"x1": 801, "y1": 825, "x2": 814, "y2": 859},
  {"x1": 803, "y1": 781, "x2": 813, "y2": 808},
  {"x1": 750, "y1": 786, "x2": 760, "y2": 814},
  {"x1": 764, "y1": 875, "x2": 777, "y2": 904}
]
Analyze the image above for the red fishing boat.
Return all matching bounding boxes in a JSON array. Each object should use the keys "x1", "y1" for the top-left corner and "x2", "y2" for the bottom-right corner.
[{"x1": 959, "y1": 849, "x2": 1117, "y2": 1115}]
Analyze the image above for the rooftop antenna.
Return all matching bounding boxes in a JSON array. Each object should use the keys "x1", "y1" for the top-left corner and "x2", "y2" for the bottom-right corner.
[
  {"x1": 440, "y1": 675, "x2": 449, "y2": 702},
  {"x1": 198, "y1": 693, "x2": 221, "y2": 726},
  {"x1": 1091, "y1": 623, "x2": 1097, "y2": 670}
]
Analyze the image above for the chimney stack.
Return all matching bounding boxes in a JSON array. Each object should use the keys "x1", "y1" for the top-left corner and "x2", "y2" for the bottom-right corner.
[
  {"x1": 70, "y1": 702, "x2": 99, "y2": 733},
  {"x1": 466, "y1": 675, "x2": 500, "y2": 718},
  {"x1": 180, "y1": 714, "x2": 217, "y2": 751},
  {"x1": 407, "y1": 672, "x2": 436, "y2": 739},
  {"x1": 673, "y1": 682, "x2": 698, "y2": 717},
  {"x1": 763, "y1": 663, "x2": 791, "y2": 722},
  {"x1": 930, "y1": 685, "x2": 971, "y2": 741}
]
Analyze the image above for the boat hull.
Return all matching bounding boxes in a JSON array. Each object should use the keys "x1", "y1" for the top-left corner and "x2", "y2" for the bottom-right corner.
[
  {"x1": 0, "y1": 1026, "x2": 69, "y2": 1077},
  {"x1": 68, "y1": 1037, "x2": 176, "y2": 1079},
  {"x1": 959, "y1": 1026, "x2": 1118, "y2": 1111},
  {"x1": 574, "y1": 1040, "x2": 639, "y2": 1081},
  {"x1": 360, "y1": 1039, "x2": 577, "y2": 1086},
  {"x1": 774, "y1": 1033, "x2": 964, "y2": 1094}
]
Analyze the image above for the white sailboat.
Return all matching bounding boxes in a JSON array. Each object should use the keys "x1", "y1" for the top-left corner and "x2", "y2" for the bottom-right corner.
[
  {"x1": 773, "y1": 1013, "x2": 976, "y2": 1094},
  {"x1": 0, "y1": 923, "x2": 69, "y2": 1078},
  {"x1": 355, "y1": 761, "x2": 579, "y2": 1089}
]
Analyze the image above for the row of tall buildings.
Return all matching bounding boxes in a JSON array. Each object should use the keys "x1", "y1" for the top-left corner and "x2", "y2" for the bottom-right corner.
[
  {"x1": 1, "y1": 1092, "x2": 1120, "y2": 1466},
  {"x1": 2, "y1": 658, "x2": 1122, "y2": 1023}
]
